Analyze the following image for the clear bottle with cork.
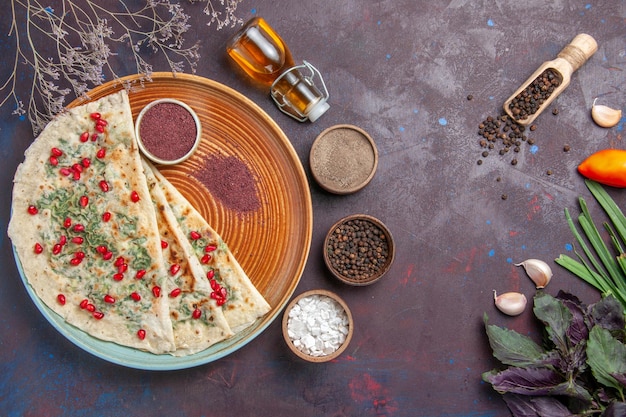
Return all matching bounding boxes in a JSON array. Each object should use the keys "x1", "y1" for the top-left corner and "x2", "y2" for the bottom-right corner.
[{"x1": 226, "y1": 17, "x2": 330, "y2": 122}]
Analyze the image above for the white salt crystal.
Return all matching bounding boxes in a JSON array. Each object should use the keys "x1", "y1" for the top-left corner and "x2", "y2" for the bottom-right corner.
[{"x1": 286, "y1": 294, "x2": 350, "y2": 357}]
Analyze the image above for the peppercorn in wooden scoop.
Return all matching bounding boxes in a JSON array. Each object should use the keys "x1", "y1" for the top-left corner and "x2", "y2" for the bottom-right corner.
[{"x1": 503, "y1": 33, "x2": 597, "y2": 126}]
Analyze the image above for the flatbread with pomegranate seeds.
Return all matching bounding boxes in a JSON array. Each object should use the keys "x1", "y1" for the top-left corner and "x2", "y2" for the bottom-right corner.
[
  {"x1": 147, "y1": 163, "x2": 271, "y2": 333},
  {"x1": 142, "y1": 160, "x2": 234, "y2": 356},
  {"x1": 8, "y1": 91, "x2": 177, "y2": 354}
]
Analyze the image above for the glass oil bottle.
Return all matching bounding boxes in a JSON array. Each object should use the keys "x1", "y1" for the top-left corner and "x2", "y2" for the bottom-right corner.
[{"x1": 226, "y1": 17, "x2": 330, "y2": 122}]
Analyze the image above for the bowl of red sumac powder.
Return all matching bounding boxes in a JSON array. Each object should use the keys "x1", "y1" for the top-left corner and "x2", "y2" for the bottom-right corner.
[{"x1": 135, "y1": 98, "x2": 201, "y2": 165}]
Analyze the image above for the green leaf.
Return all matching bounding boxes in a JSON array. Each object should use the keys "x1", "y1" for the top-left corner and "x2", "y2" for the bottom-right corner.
[
  {"x1": 484, "y1": 313, "x2": 546, "y2": 367},
  {"x1": 533, "y1": 292, "x2": 572, "y2": 354},
  {"x1": 587, "y1": 326, "x2": 626, "y2": 393}
]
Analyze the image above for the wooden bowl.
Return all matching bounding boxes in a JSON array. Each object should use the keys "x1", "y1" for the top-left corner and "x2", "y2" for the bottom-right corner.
[
  {"x1": 324, "y1": 214, "x2": 395, "y2": 286},
  {"x1": 309, "y1": 124, "x2": 378, "y2": 194},
  {"x1": 282, "y1": 289, "x2": 353, "y2": 363}
]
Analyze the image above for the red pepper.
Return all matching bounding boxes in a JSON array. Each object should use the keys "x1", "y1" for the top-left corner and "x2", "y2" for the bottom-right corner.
[{"x1": 578, "y1": 149, "x2": 626, "y2": 188}]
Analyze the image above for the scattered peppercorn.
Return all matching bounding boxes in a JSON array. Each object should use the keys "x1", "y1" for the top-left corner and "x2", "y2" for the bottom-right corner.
[
  {"x1": 547, "y1": 169, "x2": 553, "y2": 175},
  {"x1": 511, "y1": 159, "x2": 518, "y2": 166},
  {"x1": 326, "y1": 218, "x2": 390, "y2": 282},
  {"x1": 467, "y1": 94, "x2": 473, "y2": 101},
  {"x1": 563, "y1": 144, "x2": 571, "y2": 152},
  {"x1": 552, "y1": 108, "x2": 559, "y2": 115},
  {"x1": 501, "y1": 194, "x2": 508, "y2": 200}
]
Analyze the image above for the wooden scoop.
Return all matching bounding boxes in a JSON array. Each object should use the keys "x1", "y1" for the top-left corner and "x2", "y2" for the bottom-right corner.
[{"x1": 503, "y1": 33, "x2": 597, "y2": 125}]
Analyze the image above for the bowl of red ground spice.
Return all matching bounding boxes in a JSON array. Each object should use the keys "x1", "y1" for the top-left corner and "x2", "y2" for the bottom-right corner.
[
  {"x1": 324, "y1": 214, "x2": 395, "y2": 286},
  {"x1": 135, "y1": 98, "x2": 202, "y2": 165}
]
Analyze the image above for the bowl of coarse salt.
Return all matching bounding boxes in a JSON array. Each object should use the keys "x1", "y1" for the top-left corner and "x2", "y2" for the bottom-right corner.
[{"x1": 282, "y1": 289, "x2": 353, "y2": 363}]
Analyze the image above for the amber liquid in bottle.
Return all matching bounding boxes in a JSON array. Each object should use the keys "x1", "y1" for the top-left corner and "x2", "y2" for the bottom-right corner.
[
  {"x1": 226, "y1": 17, "x2": 295, "y2": 85},
  {"x1": 227, "y1": 17, "x2": 329, "y2": 122}
]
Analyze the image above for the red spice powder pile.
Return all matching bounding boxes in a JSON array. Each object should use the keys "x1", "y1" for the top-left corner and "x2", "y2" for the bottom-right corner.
[
  {"x1": 139, "y1": 102, "x2": 197, "y2": 161},
  {"x1": 193, "y1": 154, "x2": 261, "y2": 214}
]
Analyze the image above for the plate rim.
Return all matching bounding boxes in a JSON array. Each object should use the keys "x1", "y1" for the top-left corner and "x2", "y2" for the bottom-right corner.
[{"x1": 12, "y1": 72, "x2": 313, "y2": 370}]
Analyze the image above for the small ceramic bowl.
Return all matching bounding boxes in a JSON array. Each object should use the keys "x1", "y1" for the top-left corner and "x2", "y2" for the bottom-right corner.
[
  {"x1": 309, "y1": 124, "x2": 378, "y2": 194},
  {"x1": 282, "y1": 289, "x2": 353, "y2": 363},
  {"x1": 135, "y1": 98, "x2": 202, "y2": 165},
  {"x1": 324, "y1": 214, "x2": 395, "y2": 286}
]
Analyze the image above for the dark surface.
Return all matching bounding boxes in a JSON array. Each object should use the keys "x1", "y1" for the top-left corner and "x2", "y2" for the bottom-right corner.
[{"x1": 1, "y1": 1, "x2": 624, "y2": 416}]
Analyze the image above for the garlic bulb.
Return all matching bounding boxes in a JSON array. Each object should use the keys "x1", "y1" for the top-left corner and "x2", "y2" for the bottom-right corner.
[
  {"x1": 493, "y1": 291, "x2": 527, "y2": 316},
  {"x1": 591, "y1": 98, "x2": 622, "y2": 128},
  {"x1": 515, "y1": 258, "x2": 553, "y2": 289}
]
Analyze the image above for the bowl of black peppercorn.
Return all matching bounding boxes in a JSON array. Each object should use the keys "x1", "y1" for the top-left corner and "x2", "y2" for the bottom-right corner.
[{"x1": 323, "y1": 214, "x2": 395, "y2": 286}]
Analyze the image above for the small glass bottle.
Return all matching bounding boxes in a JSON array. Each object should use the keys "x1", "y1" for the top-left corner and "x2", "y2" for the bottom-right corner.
[{"x1": 226, "y1": 17, "x2": 330, "y2": 122}]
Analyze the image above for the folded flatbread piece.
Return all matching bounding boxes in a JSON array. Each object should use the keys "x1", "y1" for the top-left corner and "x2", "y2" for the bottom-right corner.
[{"x1": 148, "y1": 164, "x2": 271, "y2": 333}]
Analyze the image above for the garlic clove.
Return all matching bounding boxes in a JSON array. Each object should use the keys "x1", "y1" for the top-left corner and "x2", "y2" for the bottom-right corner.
[
  {"x1": 515, "y1": 258, "x2": 553, "y2": 289},
  {"x1": 493, "y1": 290, "x2": 527, "y2": 316},
  {"x1": 591, "y1": 98, "x2": 622, "y2": 128}
]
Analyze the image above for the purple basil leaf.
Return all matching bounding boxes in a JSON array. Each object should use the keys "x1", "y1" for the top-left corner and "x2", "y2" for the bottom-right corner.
[
  {"x1": 590, "y1": 295, "x2": 625, "y2": 332},
  {"x1": 601, "y1": 401, "x2": 626, "y2": 417},
  {"x1": 484, "y1": 314, "x2": 547, "y2": 367},
  {"x1": 612, "y1": 372, "x2": 626, "y2": 387},
  {"x1": 533, "y1": 292, "x2": 572, "y2": 354},
  {"x1": 587, "y1": 326, "x2": 626, "y2": 391},
  {"x1": 503, "y1": 393, "x2": 572, "y2": 417},
  {"x1": 556, "y1": 291, "x2": 589, "y2": 345}
]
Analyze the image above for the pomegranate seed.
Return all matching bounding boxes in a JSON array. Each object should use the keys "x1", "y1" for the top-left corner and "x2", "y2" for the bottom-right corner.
[
  {"x1": 192, "y1": 309, "x2": 202, "y2": 319},
  {"x1": 169, "y1": 288, "x2": 182, "y2": 298},
  {"x1": 216, "y1": 298, "x2": 226, "y2": 307},
  {"x1": 210, "y1": 279, "x2": 220, "y2": 291},
  {"x1": 90, "y1": 112, "x2": 101, "y2": 120},
  {"x1": 96, "y1": 118, "x2": 108, "y2": 126},
  {"x1": 79, "y1": 195, "x2": 89, "y2": 208},
  {"x1": 86, "y1": 303, "x2": 96, "y2": 312},
  {"x1": 64, "y1": 217, "x2": 72, "y2": 228},
  {"x1": 73, "y1": 224, "x2": 85, "y2": 233},
  {"x1": 190, "y1": 231, "x2": 201, "y2": 240},
  {"x1": 170, "y1": 264, "x2": 181, "y2": 275},
  {"x1": 104, "y1": 295, "x2": 115, "y2": 304},
  {"x1": 103, "y1": 251, "x2": 113, "y2": 261},
  {"x1": 95, "y1": 124, "x2": 105, "y2": 133},
  {"x1": 27, "y1": 205, "x2": 38, "y2": 215},
  {"x1": 70, "y1": 257, "x2": 82, "y2": 266},
  {"x1": 152, "y1": 286, "x2": 161, "y2": 297},
  {"x1": 59, "y1": 167, "x2": 72, "y2": 176},
  {"x1": 117, "y1": 263, "x2": 128, "y2": 274},
  {"x1": 72, "y1": 163, "x2": 83, "y2": 173},
  {"x1": 52, "y1": 243, "x2": 62, "y2": 255},
  {"x1": 71, "y1": 237, "x2": 84, "y2": 245},
  {"x1": 49, "y1": 156, "x2": 59, "y2": 166},
  {"x1": 81, "y1": 158, "x2": 91, "y2": 168},
  {"x1": 96, "y1": 148, "x2": 106, "y2": 159},
  {"x1": 34, "y1": 243, "x2": 44, "y2": 254},
  {"x1": 74, "y1": 251, "x2": 85, "y2": 260},
  {"x1": 114, "y1": 256, "x2": 125, "y2": 267},
  {"x1": 135, "y1": 269, "x2": 146, "y2": 280},
  {"x1": 72, "y1": 170, "x2": 81, "y2": 181},
  {"x1": 59, "y1": 235, "x2": 67, "y2": 246},
  {"x1": 57, "y1": 294, "x2": 66, "y2": 305},
  {"x1": 131, "y1": 292, "x2": 141, "y2": 301},
  {"x1": 96, "y1": 245, "x2": 107, "y2": 254},
  {"x1": 93, "y1": 311, "x2": 104, "y2": 320},
  {"x1": 206, "y1": 270, "x2": 215, "y2": 280},
  {"x1": 102, "y1": 211, "x2": 112, "y2": 222},
  {"x1": 130, "y1": 191, "x2": 140, "y2": 203},
  {"x1": 137, "y1": 329, "x2": 146, "y2": 340},
  {"x1": 99, "y1": 180, "x2": 109, "y2": 192},
  {"x1": 201, "y1": 254, "x2": 211, "y2": 264},
  {"x1": 79, "y1": 132, "x2": 90, "y2": 142},
  {"x1": 205, "y1": 245, "x2": 217, "y2": 252},
  {"x1": 113, "y1": 273, "x2": 124, "y2": 281},
  {"x1": 51, "y1": 147, "x2": 63, "y2": 157},
  {"x1": 91, "y1": 133, "x2": 99, "y2": 141},
  {"x1": 79, "y1": 299, "x2": 89, "y2": 309},
  {"x1": 161, "y1": 240, "x2": 168, "y2": 249}
]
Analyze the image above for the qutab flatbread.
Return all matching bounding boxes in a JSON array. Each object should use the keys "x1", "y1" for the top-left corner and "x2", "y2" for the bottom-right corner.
[
  {"x1": 148, "y1": 163, "x2": 271, "y2": 333},
  {"x1": 9, "y1": 91, "x2": 176, "y2": 353}
]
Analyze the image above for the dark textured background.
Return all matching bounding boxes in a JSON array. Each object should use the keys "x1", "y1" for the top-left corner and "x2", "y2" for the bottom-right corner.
[{"x1": 1, "y1": 1, "x2": 624, "y2": 416}]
